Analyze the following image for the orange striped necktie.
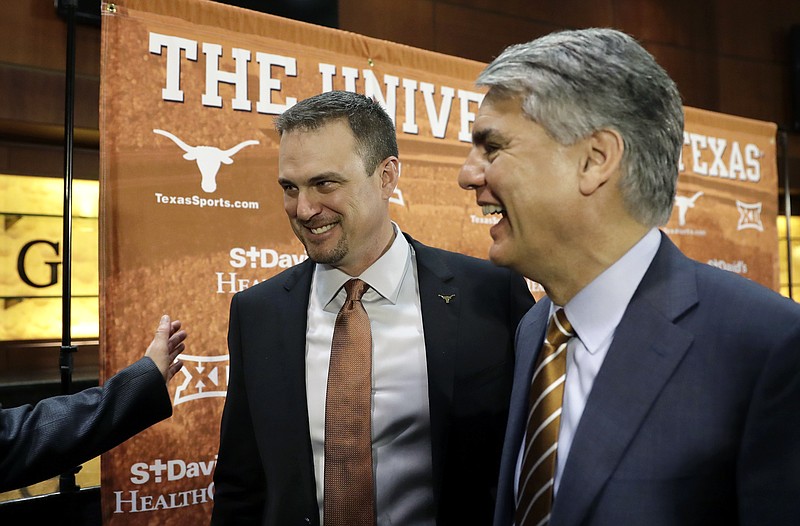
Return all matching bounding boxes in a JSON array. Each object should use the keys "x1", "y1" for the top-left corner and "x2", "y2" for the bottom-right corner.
[{"x1": 515, "y1": 308, "x2": 574, "y2": 526}]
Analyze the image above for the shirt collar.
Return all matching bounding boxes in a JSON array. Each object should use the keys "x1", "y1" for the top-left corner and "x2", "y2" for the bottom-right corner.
[
  {"x1": 557, "y1": 228, "x2": 661, "y2": 354},
  {"x1": 314, "y1": 223, "x2": 410, "y2": 307}
]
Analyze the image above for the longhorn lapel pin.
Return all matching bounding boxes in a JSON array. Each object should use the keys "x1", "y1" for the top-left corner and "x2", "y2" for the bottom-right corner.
[{"x1": 438, "y1": 294, "x2": 455, "y2": 304}]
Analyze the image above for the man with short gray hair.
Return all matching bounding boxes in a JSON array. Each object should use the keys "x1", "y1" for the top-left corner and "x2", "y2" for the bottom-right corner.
[{"x1": 459, "y1": 28, "x2": 800, "y2": 526}]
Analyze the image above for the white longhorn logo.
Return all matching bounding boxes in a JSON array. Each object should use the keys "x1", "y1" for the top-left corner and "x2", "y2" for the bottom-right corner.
[
  {"x1": 154, "y1": 129, "x2": 259, "y2": 193},
  {"x1": 674, "y1": 191, "x2": 704, "y2": 226}
]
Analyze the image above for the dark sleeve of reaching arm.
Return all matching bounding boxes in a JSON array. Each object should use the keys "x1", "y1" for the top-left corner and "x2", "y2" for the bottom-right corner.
[{"x1": 0, "y1": 357, "x2": 172, "y2": 493}]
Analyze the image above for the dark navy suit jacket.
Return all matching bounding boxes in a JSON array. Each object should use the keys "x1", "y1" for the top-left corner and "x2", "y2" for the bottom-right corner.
[
  {"x1": 494, "y1": 233, "x2": 800, "y2": 526},
  {"x1": 211, "y1": 233, "x2": 534, "y2": 526}
]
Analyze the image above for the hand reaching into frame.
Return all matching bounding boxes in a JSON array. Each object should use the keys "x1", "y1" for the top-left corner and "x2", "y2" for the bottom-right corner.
[{"x1": 145, "y1": 314, "x2": 187, "y2": 382}]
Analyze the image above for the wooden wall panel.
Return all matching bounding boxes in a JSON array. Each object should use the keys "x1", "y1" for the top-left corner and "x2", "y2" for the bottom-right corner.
[
  {"x1": 338, "y1": 0, "x2": 436, "y2": 52},
  {"x1": 0, "y1": 141, "x2": 98, "y2": 179},
  {"x1": 0, "y1": 0, "x2": 100, "y2": 76},
  {"x1": 715, "y1": 0, "x2": 800, "y2": 61},
  {"x1": 436, "y1": 0, "x2": 614, "y2": 30},
  {"x1": 613, "y1": 0, "x2": 720, "y2": 51},
  {"x1": 432, "y1": 3, "x2": 555, "y2": 64},
  {"x1": 718, "y1": 57, "x2": 791, "y2": 125},
  {"x1": 644, "y1": 44, "x2": 720, "y2": 112},
  {"x1": 0, "y1": 65, "x2": 99, "y2": 130},
  {"x1": 0, "y1": 0, "x2": 100, "y2": 146}
]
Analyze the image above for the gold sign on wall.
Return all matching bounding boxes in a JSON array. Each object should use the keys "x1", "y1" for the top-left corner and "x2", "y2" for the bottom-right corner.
[{"x1": 0, "y1": 174, "x2": 99, "y2": 340}]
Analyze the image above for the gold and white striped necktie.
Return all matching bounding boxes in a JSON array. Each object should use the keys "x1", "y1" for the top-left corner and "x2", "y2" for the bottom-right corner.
[{"x1": 515, "y1": 308, "x2": 574, "y2": 526}]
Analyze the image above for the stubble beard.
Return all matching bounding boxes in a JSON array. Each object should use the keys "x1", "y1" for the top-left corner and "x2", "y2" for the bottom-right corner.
[{"x1": 297, "y1": 228, "x2": 349, "y2": 267}]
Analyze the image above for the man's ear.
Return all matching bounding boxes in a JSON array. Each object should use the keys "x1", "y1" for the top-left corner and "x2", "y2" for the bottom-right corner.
[
  {"x1": 579, "y1": 128, "x2": 624, "y2": 196},
  {"x1": 378, "y1": 156, "x2": 400, "y2": 199}
]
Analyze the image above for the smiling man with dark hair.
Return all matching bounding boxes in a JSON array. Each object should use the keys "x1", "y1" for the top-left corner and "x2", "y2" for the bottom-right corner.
[{"x1": 211, "y1": 90, "x2": 534, "y2": 526}]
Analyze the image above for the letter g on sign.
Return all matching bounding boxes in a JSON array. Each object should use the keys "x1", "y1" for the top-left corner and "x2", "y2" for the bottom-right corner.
[{"x1": 17, "y1": 239, "x2": 61, "y2": 288}]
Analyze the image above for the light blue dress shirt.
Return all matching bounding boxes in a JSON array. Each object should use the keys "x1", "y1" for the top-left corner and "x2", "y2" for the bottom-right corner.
[{"x1": 515, "y1": 227, "x2": 662, "y2": 500}]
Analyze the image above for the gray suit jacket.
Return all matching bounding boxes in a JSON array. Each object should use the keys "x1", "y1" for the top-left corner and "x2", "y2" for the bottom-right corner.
[
  {"x1": 494, "y1": 233, "x2": 800, "y2": 526},
  {"x1": 212, "y1": 233, "x2": 534, "y2": 526}
]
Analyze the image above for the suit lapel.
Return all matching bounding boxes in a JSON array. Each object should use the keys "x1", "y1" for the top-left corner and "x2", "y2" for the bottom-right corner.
[
  {"x1": 273, "y1": 259, "x2": 318, "y2": 498},
  {"x1": 281, "y1": 257, "x2": 314, "y2": 313},
  {"x1": 277, "y1": 258, "x2": 314, "y2": 385},
  {"x1": 495, "y1": 299, "x2": 551, "y2": 525},
  {"x1": 552, "y1": 235, "x2": 699, "y2": 526},
  {"x1": 407, "y1": 235, "x2": 459, "y2": 510},
  {"x1": 509, "y1": 299, "x2": 551, "y2": 438},
  {"x1": 251, "y1": 259, "x2": 314, "y2": 423}
]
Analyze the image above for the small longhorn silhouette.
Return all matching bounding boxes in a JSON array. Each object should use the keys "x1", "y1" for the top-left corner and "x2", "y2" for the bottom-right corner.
[
  {"x1": 438, "y1": 294, "x2": 456, "y2": 304},
  {"x1": 674, "y1": 191, "x2": 704, "y2": 226}
]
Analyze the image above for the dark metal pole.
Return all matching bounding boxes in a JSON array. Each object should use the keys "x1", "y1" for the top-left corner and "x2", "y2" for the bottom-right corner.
[
  {"x1": 59, "y1": 0, "x2": 81, "y2": 494},
  {"x1": 780, "y1": 130, "x2": 794, "y2": 300}
]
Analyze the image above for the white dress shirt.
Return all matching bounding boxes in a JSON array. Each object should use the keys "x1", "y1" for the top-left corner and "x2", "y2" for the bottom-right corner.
[
  {"x1": 515, "y1": 228, "x2": 662, "y2": 500},
  {"x1": 306, "y1": 225, "x2": 435, "y2": 525}
]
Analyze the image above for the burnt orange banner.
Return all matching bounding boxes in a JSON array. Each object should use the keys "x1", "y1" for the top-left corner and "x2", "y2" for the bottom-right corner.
[
  {"x1": 99, "y1": 1, "x2": 778, "y2": 524},
  {"x1": 669, "y1": 107, "x2": 778, "y2": 290}
]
